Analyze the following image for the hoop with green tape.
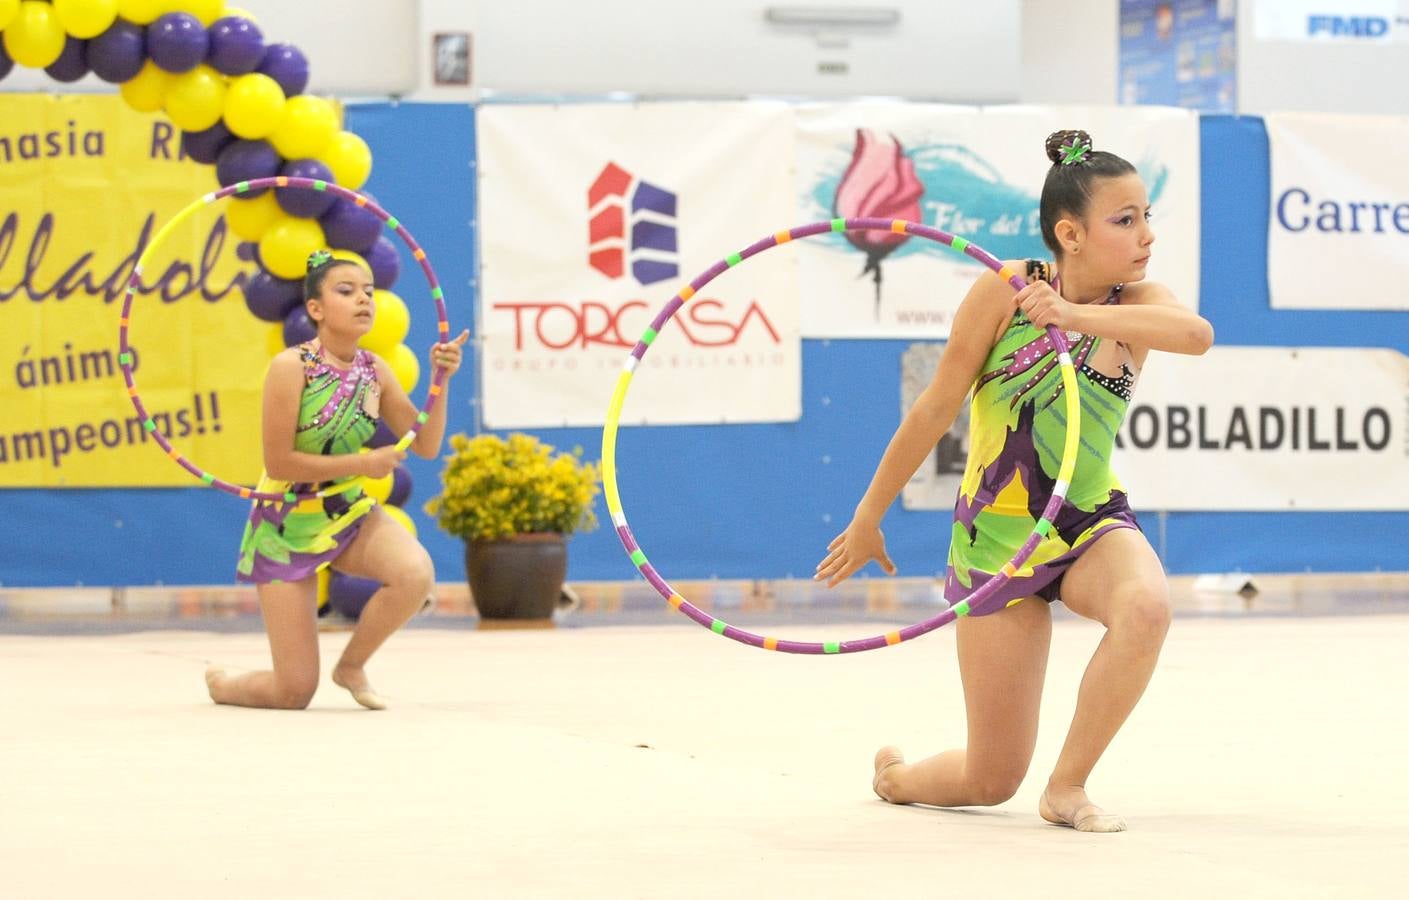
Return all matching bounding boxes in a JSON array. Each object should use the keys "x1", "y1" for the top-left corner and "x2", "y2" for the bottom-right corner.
[
  {"x1": 118, "y1": 176, "x2": 450, "y2": 502},
  {"x1": 601, "y1": 217, "x2": 1081, "y2": 654}
]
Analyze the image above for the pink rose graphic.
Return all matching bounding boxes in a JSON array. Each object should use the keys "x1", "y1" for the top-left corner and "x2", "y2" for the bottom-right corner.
[{"x1": 833, "y1": 130, "x2": 924, "y2": 319}]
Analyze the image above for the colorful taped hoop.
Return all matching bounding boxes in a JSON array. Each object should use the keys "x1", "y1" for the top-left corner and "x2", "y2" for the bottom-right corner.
[
  {"x1": 601, "y1": 217, "x2": 1081, "y2": 654},
  {"x1": 118, "y1": 176, "x2": 451, "y2": 503}
]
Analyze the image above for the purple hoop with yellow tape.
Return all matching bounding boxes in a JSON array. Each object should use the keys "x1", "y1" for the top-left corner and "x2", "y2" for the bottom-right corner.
[
  {"x1": 118, "y1": 176, "x2": 451, "y2": 503},
  {"x1": 601, "y1": 217, "x2": 1082, "y2": 654}
]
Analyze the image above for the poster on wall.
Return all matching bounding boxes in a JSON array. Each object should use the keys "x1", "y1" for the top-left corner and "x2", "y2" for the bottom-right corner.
[
  {"x1": 902, "y1": 346, "x2": 1409, "y2": 512},
  {"x1": 0, "y1": 96, "x2": 264, "y2": 489},
  {"x1": 794, "y1": 103, "x2": 1200, "y2": 339},
  {"x1": 1267, "y1": 113, "x2": 1409, "y2": 311},
  {"x1": 1119, "y1": 0, "x2": 1237, "y2": 111},
  {"x1": 476, "y1": 103, "x2": 800, "y2": 428},
  {"x1": 898, "y1": 342, "x2": 967, "y2": 512}
]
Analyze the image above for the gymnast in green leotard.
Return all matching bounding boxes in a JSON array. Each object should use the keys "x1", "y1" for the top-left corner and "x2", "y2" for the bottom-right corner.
[
  {"x1": 816, "y1": 129, "x2": 1214, "y2": 832},
  {"x1": 211, "y1": 251, "x2": 469, "y2": 712}
]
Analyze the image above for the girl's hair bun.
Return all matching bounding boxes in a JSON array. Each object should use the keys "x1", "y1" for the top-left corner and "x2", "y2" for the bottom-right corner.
[{"x1": 1045, "y1": 129, "x2": 1093, "y2": 166}]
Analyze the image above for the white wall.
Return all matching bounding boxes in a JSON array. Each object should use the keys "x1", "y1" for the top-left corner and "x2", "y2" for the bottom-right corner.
[
  {"x1": 414, "y1": 0, "x2": 479, "y2": 102},
  {"x1": 3, "y1": 0, "x2": 1022, "y2": 102},
  {"x1": 1020, "y1": 0, "x2": 1119, "y2": 105},
  {"x1": 234, "y1": 0, "x2": 419, "y2": 96},
  {"x1": 6, "y1": 0, "x2": 1409, "y2": 113},
  {"x1": 423, "y1": 0, "x2": 1021, "y2": 101}
]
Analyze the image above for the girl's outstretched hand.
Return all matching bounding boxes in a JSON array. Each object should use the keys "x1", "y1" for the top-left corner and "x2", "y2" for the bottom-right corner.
[
  {"x1": 814, "y1": 519, "x2": 897, "y2": 588},
  {"x1": 431, "y1": 330, "x2": 471, "y2": 376}
]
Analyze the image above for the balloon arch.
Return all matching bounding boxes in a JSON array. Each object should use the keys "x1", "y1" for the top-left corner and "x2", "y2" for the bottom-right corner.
[
  {"x1": 2, "y1": 0, "x2": 422, "y2": 613},
  {"x1": 0, "y1": 0, "x2": 418, "y2": 391}
]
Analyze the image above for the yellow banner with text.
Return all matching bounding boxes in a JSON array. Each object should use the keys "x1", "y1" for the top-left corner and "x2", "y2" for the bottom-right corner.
[{"x1": 0, "y1": 94, "x2": 266, "y2": 488}]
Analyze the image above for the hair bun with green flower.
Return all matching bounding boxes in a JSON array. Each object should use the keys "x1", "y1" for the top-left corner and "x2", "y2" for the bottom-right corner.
[
  {"x1": 306, "y1": 249, "x2": 334, "y2": 271},
  {"x1": 1045, "y1": 129, "x2": 1094, "y2": 167}
]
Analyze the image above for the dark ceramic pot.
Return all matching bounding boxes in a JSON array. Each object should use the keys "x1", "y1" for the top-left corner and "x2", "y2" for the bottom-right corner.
[{"x1": 465, "y1": 533, "x2": 567, "y2": 626}]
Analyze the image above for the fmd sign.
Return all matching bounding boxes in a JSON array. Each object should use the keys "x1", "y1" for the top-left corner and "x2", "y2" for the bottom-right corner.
[{"x1": 1255, "y1": 0, "x2": 1408, "y2": 42}]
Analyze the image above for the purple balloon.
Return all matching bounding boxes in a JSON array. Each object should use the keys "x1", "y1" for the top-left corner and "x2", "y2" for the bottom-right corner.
[
  {"x1": 244, "y1": 270, "x2": 304, "y2": 322},
  {"x1": 207, "y1": 16, "x2": 264, "y2": 75},
  {"x1": 45, "y1": 37, "x2": 91, "y2": 83},
  {"x1": 282, "y1": 305, "x2": 317, "y2": 346},
  {"x1": 148, "y1": 12, "x2": 209, "y2": 74},
  {"x1": 256, "y1": 43, "x2": 309, "y2": 96},
  {"x1": 387, "y1": 465, "x2": 413, "y2": 507},
  {"x1": 320, "y1": 197, "x2": 381, "y2": 254},
  {"x1": 215, "y1": 140, "x2": 281, "y2": 196},
  {"x1": 182, "y1": 121, "x2": 234, "y2": 165},
  {"x1": 329, "y1": 572, "x2": 381, "y2": 620},
  {"x1": 276, "y1": 159, "x2": 337, "y2": 219},
  {"x1": 366, "y1": 420, "x2": 396, "y2": 449},
  {"x1": 233, "y1": 239, "x2": 266, "y2": 270},
  {"x1": 0, "y1": 41, "x2": 12, "y2": 81},
  {"x1": 366, "y1": 236, "x2": 401, "y2": 290},
  {"x1": 86, "y1": 19, "x2": 145, "y2": 84}
]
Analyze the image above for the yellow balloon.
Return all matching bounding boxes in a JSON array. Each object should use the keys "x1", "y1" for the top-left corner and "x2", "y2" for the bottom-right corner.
[
  {"x1": 52, "y1": 0, "x2": 118, "y2": 39},
  {"x1": 383, "y1": 504, "x2": 417, "y2": 537},
  {"x1": 264, "y1": 322, "x2": 286, "y2": 357},
  {"x1": 360, "y1": 289, "x2": 409, "y2": 355},
  {"x1": 181, "y1": 0, "x2": 226, "y2": 26},
  {"x1": 269, "y1": 95, "x2": 338, "y2": 160},
  {"x1": 387, "y1": 343, "x2": 420, "y2": 394},
  {"x1": 119, "y1": 61, "x2": 173, "y2": 114},
  {"x1": 355, "y1": 469, "x2": 394, "y2": 504},
  {"x1": 225, "y1": 191, "x2": 282, "y2": 242},
  {"x1": 3, "y1": 1, "x2": 67, "y2": 68},
  {"x1": 330, "y1": 249, "x2": 370, "y2": 276},
  {"x1": 258, "y1": 216, "x2": 326, "y2": 281},
  {"x1": 115, "y1": 0, "x2": 164, "y2": 25},
  {"x1": 223, "y1": 72, "x2": 286, "y2": 140},
  {"x1": 316, "y1": 565, "x2": 330, "y2": 610},
  {"x1": 0, "y1": 0, "x2": 19, "y2": 32},
  {"x1": 164, "y1": 64, "x2": 228, "y2": 132},
  {"x1": 318, "y1": 131, "x2": 373, "y2": 191}
]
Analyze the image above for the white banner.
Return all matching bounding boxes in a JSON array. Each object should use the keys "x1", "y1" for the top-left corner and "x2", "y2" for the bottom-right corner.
[
  {"x1": 477, "y1": 103, "x2": 800, "y2": 427},
  {"x1": 1114, "y1": 347, "x2": 1409, "y2": 510},
  {"x1": 901, "y1": 346, "x2": 1409, "y2": 512},
  {"x1": 1267, "y1": 113, "x2": 1409, "y2": 311},
  {"x1": 1253, "y1": 0, "x2": 1409, "y2": 42},
  {"x1": 794, "y1": 103, "x2": 1201, "y2": 338}
]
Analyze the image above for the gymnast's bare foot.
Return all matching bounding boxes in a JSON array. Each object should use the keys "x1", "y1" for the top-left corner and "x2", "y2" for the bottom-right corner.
[
  {"x1": 872, "y1": 746, "x2": 907, "y2": 803},
  {"x1": 332, "y1": 664, "x2": 387, "y2": 711},
  {"x1": 1039, "y1": 784, "x2": 1127, "y2": 833},
  {"x1": 205, "y1": 666, "x2": 227, "y2": 703}
]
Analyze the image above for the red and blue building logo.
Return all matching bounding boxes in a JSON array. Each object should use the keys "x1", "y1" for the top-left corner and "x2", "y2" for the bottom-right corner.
[{"x1": 587, "y1": 162, "x2": 678, "y2": 286}]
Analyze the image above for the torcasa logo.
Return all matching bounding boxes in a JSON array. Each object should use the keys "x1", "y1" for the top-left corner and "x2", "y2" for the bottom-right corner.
[
  {"x1": 491, "y1": 161, "x2": 780, "y2": 353},
  {"x1": 587, "y1": 162, "x2": 679, "y2": 286}
]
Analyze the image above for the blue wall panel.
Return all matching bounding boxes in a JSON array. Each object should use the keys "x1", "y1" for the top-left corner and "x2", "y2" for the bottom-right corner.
[{"x1": 2, "y1": 108, "x2": 1405, "y2": 587}]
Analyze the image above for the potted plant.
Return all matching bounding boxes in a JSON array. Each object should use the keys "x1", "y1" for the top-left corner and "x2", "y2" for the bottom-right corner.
[{"x1": 425, "y1": 433, "x2": 600, "y2": 626}]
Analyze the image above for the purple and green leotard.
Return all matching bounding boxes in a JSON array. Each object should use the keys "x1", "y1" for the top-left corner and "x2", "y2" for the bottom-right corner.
[
  {"x1": 944, "y1": 271, "x2": 1141, "y2": 614},
  {"x1": 236, "y1": 342, "x2": 381, "y2": 584}
]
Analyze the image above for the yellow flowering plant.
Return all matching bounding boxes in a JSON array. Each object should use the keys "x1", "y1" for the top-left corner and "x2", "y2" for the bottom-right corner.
[{"x1": 425, "y1": 433, "x2": 601, "y2": 542}]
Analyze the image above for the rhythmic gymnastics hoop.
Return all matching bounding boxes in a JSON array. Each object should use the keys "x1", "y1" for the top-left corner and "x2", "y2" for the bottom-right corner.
[
  {"x1": 601, "y1": 217, "x2": 1082, "y2": 654},
  {"x1": 118, "y1": 176, "x2": 451, "y2": 503}
]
